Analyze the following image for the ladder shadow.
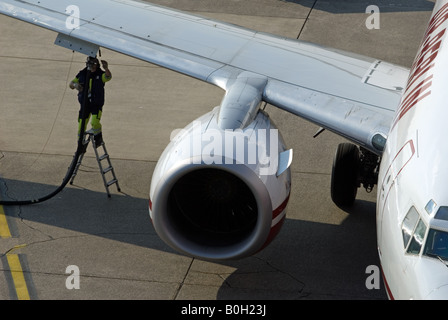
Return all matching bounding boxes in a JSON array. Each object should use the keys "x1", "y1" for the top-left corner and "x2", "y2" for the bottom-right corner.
[
  {"x1": 0, "y1": 177, "x2": 172, "y2": 252},
  {"x1": 0, "y1": 178, "x2": 386, "y2": 299}
]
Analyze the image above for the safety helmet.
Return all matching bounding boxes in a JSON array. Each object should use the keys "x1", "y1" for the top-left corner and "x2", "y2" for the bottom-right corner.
[{"x1": 86, "y1": 56, "x2": 99, "y2": 69}]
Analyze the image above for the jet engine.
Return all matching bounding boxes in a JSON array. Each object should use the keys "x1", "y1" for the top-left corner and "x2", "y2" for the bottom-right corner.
[{"x1": 149, "y1": 106, "x2": 292, "y2": 260}]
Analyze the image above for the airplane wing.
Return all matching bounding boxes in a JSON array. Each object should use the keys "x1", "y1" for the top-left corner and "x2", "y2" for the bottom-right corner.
[{"x1": 0, "y1": 0, "x2": 409, "y2": 153}]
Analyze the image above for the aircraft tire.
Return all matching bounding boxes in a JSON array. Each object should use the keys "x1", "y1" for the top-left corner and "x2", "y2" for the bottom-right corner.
[{"x1": 331, "y1": 143, "x2": 360, "y2": 207}]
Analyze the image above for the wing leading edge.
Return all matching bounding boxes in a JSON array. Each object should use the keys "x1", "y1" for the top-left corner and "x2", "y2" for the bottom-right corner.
[{"x1": 0, "y1": 0, "x2": 409, "y2": 153}]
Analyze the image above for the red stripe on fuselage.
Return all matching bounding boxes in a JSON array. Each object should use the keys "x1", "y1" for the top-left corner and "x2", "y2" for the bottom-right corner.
[
  {"x1": 392, "y1": 2, "x2": 448, "y2": 128},
  {"x1": 380, "y1": 264, "x2": 395, "y2": 300}
]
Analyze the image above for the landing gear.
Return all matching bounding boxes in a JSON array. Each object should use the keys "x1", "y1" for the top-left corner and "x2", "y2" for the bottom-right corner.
[
  {"x1": 331, "y1": 143, "x2": 360, "y2": 207},
  {"x1": 331, "y1": 143, "x2": 380, "y2": 207}
]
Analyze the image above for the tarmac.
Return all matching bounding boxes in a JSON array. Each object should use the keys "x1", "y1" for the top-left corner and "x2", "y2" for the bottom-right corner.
[{"x1": 0, "y1": 0, "x2": 435, "y2": 300}]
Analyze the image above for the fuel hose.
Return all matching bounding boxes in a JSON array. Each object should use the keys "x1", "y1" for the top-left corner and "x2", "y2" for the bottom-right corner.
[{"x1": 0, "y1": 67, "x2": 92, "y2": 205}]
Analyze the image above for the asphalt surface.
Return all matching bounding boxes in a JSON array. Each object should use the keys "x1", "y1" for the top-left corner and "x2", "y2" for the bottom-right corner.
[{"x1": 0, "y1": 0, "x2": 435, "y2": 300}]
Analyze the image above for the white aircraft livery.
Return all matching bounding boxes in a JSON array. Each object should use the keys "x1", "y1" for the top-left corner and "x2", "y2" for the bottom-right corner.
[
  {"x1": 377, "y1": 1, "x2": 448, "y2": 299},
  {"x1": 0, "y1": 0, "x2": 447, "y2": 299}
]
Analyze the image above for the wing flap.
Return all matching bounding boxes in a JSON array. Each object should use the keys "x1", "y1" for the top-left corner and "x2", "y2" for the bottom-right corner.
[{"x1": 362, "y1": 60, "x2": 409, "y2": 91}]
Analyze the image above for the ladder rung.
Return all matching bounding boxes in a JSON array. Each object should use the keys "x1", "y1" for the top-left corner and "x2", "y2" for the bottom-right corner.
[
  {"x1": 73, "y1": 133, "x2": 120, "y2": 197},
  {"x1": 103, "y1": 166, "x2": 113, "y2": 174}
]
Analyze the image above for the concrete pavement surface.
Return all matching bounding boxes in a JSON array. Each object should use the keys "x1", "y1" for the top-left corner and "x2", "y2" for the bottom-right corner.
[{"x1": 0, "y1": 0, "x2": 435, "y2": 300}]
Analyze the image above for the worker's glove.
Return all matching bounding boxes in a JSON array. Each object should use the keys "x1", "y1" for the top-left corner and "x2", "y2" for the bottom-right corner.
[
  {"x1": 101, "y1": 60, "x2": 108, "y2": 69},
  {"x1": 71, "y1": 83, "x2": 83, "y2": 92}
]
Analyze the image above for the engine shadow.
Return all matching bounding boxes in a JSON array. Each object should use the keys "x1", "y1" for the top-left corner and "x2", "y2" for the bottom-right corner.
[
  {"x1": 0, "y1": 178, "x2": 385, "y2": 300},
  {"x1": 213, "y1": 200, "x2": 386, "y2": 300}
]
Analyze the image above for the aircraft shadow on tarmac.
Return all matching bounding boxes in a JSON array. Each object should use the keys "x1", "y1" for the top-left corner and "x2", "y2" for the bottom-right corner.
[
  {"x1": 287, "y1": 0, "x2": 434, "y2": 13},
  {"x1": 1, "y1": 178, "x2": 386, "y2": 300}
]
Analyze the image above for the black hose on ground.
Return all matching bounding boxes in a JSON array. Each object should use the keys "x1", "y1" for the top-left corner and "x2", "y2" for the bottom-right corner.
[{"x1": 0, "y1": 67, "x2": 91, "y2": 206}]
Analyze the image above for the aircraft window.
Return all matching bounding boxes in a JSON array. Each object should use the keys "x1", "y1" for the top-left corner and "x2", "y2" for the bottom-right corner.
[
  {"x1": 424, "y1": 229, "x2": 448, "y2": 261},
  {"x1": 425, "y1": 199, "x2": 436, "y2": 215},
  {"x1": 406, "y1": 219, "x2": 427, "y2": 255},
  {"x1": 435, "y1": 206, "x2": 448, "y2": 221},
  {"x1": 402, "y1": 206, "x2": 419, "y2": 249}
]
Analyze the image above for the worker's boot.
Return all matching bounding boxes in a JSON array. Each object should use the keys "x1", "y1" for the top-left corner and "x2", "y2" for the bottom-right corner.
[{"x1": 94, "y1": 132, "x2": 103, "y2": 147}]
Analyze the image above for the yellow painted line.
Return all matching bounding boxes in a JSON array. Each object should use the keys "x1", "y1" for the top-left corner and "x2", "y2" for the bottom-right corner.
[
  {"x1": 6, "y1": 254, "x2": 30, "y2": 300},
  {"x1": 0, "y1": 205, "x2": 12, "y2": 238}
]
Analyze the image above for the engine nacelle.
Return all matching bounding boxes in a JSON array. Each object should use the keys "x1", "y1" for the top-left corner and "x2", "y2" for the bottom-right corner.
[{"x1": 149, "y1": 106, "x2": 292, "y2": 260}]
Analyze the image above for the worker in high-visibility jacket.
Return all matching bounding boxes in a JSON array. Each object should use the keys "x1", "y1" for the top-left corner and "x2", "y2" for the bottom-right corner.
[{"x1": 69, "y1": 56, "x2": 112, "y2": 147}]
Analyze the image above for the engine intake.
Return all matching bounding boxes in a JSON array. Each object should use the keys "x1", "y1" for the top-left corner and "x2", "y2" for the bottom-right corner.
[
  {"x1": 168, "y1": 168, "x2": 258, "y2": 247},
  {"x1": 149, "y1": 107, "x2": 291, "y2": 260}
]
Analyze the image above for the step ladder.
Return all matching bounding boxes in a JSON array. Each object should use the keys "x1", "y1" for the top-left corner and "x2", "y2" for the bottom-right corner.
[{"x1": 70, "y1": 130, "x2": 121, "y2": 197}]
